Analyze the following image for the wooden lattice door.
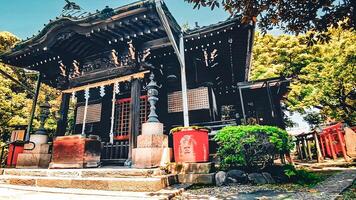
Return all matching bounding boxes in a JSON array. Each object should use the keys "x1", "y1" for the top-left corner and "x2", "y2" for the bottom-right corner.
[{"x1": 114, "y1": 95, "x2": 149, "y2": 141}]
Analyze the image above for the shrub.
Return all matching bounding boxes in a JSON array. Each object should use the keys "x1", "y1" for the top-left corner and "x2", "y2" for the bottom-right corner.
[
  {"x1": 283, "y1": 164, "x2": 322, "y2": 186},
  {"x1": 214, "y1": 125, "x2": 294, "y2": 171}
]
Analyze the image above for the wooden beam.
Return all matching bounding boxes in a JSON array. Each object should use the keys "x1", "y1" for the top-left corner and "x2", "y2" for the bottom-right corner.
[{"x1": 62, "y1": 70, "x2": 148, "y2": 93}]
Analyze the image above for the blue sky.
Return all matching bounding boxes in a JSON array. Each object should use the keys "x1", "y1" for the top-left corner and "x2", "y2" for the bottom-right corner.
[{"x1": 0, "y1": 0, "x2": 230, "y2": 39}]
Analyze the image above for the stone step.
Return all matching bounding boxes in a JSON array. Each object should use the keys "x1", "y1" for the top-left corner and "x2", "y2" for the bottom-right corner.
[
  {"x1": 1, "y1": 167, "x2": 165, "y2": 178},
  {"x1": 0, "y1": 174, "x2": 178, "y2": 192}
]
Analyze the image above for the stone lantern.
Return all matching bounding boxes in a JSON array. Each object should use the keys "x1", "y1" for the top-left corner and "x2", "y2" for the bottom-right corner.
[
  {"x1": 35, "y1": 96, "x2": 51, "y2": 135},
  {"x1": 16, "y1": 96, "x2": 52, "y2": 168},
  {"x1": 132, "y1": 72, "x2": 172, "y2": 168},
  {"x1": 146, "y1": 72, "x2": 160, "y2": 123}
]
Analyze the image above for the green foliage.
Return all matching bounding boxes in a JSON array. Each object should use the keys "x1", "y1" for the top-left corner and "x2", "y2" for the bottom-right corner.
[
  {"x1": 0, "y1": 32, "x2": 60, "y2": 142},
  {"x1": 251, "y1": 22, "x2": 356, "y2": 125},
  {"x1": 185, "y1": 0, "x2": 353, "y2": 34},
  {"x1": 283, "y1": 165, "x2": 322, "y2": 186},
  {"x1": 214, "y1": 125, "x2": 294, "y2": 171},
  {"x1": 170, "y1": 126, "x2": 210, "y2": 134},
  {"x1": 303, "y1": 111, "x2": 326, "y2": 129}
]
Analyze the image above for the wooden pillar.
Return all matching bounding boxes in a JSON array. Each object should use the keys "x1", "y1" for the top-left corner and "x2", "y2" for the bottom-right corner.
[
  {"x1": 307, "y1": 139, "x2": 313, "y2": 160},
  {"x1": 128, "y1": 79, "x2": 141, "y2": 160},
  {"x1": 324, "y1": 134, "x2": 331, "y2": 157},
  {"x1": 297, "y1": 140, "x2": 302, "y2": 160},
  {"x1": 320, "y1": 135, "x2": 326, "y2": 157},
  {"x1": 313, "y1": 132, "x2": 324, "y2": 163},
  {"x1": 328, "y1": 133, "x2": 337, "y2": 160},
  {"x1": 26, "y1": 73, "x2": 41, "y2": 141},
  {"x1": 336, "y1": 128, "x2": 349, "y2": 161},
  {"x1": 55, "y1": 93, "x2": 70, "y2": 137},
  {"x1": 302, "y1": 136, "x2": 309, "y2": 160}
]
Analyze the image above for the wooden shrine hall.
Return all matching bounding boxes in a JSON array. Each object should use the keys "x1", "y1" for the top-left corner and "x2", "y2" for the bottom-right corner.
[{"x1": 0, "y1": 0, "x2": 289, "y2": 166}]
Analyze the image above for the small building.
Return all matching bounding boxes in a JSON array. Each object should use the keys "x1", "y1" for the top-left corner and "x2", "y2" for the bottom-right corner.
[{"x1": 0, "y1": 0, "x2": 289, "y2": 165}]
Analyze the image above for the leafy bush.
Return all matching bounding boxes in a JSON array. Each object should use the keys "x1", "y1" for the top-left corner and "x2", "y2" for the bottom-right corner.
[
  {"x1": 214, "y1": 125, "x2": 294, "y2": 171},
  {"x1": 283, "y1": 164, "x2": 322, "y2": 186}
]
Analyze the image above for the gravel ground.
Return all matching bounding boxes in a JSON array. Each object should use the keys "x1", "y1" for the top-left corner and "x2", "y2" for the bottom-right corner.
[{"x1": 174, "y1": 170, "x2": 356, "y2": 200}]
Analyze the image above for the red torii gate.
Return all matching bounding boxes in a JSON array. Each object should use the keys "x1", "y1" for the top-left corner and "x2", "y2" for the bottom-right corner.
[{"x1": 319, "y1": 123, "x2": 349, "y2": 161}]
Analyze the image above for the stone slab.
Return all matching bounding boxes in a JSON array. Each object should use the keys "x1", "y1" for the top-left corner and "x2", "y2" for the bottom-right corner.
[
  {"x1": 168, "y1": 162, "x2": 214, "y2": 174},
  {"x1": 137, "y1": 134, "x2": 168, "y2": 148},
  {"x1": 3, "y1": 169, "x2": 47, "y2": 177},
  {"x1": 16, "y1": 153, "x2": 51, "y2": 169},
  {"x1": 178, "y1": 173, "x2": 215, "y2": 184},
  {"x1": 8, "y1": 178, "x2": 36, "y2": 186},
  {"x1": 1, "y1": 168, "x2": 165, "y2": 178},
  {"x1": 49, "y1": 163, "x2": 83, "y2": 169},
  {"x1": 142, "y1": 122, "x2": 163, "y2": 135},
  {"x1": 132, "y1": 147, "x2": 172, "y2": 169},
  {"x1": 0, "y1": 176, "x2": 174, "y2": 192},
  {"x1": 344, "y1": 128, "x2": 356, "y2": 157},
  {"x1": 23, "y1": 143, "x2": 50, "y2": 154}
]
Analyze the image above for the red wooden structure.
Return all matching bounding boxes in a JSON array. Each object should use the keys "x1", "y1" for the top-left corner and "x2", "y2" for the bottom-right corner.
[
  {"x1": 114, "y1": 95, "x2": 148, "y2": 141},
  {"x1": 319, "y1": 123, "x2": 349, "y2": 161}
]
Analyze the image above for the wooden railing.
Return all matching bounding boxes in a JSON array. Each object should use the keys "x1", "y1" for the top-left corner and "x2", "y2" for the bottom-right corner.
[{"x1": 100, "y1": 141, "x2": 129, "y2": 165}]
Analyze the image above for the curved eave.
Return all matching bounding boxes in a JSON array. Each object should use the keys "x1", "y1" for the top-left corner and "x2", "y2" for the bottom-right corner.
[{"x1": 0, "y1": 0, "x2": 181, "y2": 68}]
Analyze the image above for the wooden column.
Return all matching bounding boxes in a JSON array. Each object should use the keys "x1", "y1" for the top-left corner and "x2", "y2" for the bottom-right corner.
[
  {"x1": 336, "y1": 128, "x2": 349, "y2": 161},
  {"x1": 302, "y1": 137, "x2": 309, "y2": 160},
  {"x1": 320, "y1": 135, "x2": 326, "y2": 157},
  {"x1": 306, "y1": 139, "x2": 313, "y2": 160},
  {"x1": 55, "y1": 93, "x2": 70, "y2": 137},
  {"x1": 328, "y1": 133, "x2": 337, "y2": 160},
  {"x1": 296, "y1": 139, "x2": 303, "y2": 160},
  {"x1": 26, "y1": 73, "x2": 41, "y2": 141},
  {"x1": 128, "y1": 79, "x2": 141, "y2": 159},
  {"x1": 313, "y1": 132, "x2": 324, "y2": 163}
]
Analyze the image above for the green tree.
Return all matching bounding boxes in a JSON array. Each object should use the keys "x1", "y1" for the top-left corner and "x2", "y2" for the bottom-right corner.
[
  {"x1": 184, "y1": 0, "x2": 354, "y2": 34},
  {"x1": 0, "y1": 32, "x2": 60, "y2": 142},
  {"x1": 250, "y1": 22, "x2": 356, "y2": 125}
]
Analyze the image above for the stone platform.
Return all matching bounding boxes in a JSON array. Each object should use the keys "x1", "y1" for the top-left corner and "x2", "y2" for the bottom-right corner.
[{"x1": 0, "y1": 167, "x2": 178, "y2": 192}]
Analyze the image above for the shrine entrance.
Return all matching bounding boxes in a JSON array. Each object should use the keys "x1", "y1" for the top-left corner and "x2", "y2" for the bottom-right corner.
[{"x1": 100, "y1": 95, "x2": 149, "y2": 165}]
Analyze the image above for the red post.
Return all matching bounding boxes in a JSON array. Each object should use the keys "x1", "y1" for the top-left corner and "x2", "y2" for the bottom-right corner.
[
  {"x1": 328, "y1": 132, "x2": 337, "y2": 160},
  {"x1": 335, "y1": 126, "x2": 349, "y2": 161},
  {"x1": 324, "y1": 133, "x2": 331, "y2": 157},
  {"x1": 319, "y1": 135, "x2": 326, "y2": 157}
]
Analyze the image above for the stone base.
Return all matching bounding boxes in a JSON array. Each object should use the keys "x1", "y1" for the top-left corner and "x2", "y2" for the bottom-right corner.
[
  {"x1": 142, "y1": 122, "x2": 163, "y2": 135},
  {"x1": 178, "y1": 173, "x2": 215, "y2": 184},
  {"x1": 49, "y1": 163, "x2": 83, "y2": 169},
  {"x1": 137, "y1": 134, "x2": 168, "y2": 148},
  {"x1": 168, "y1": 162, "x2": 214, "y2": 174},
  {"x1": 23, "y1": 143, "x2": 50, "y2": 154},
  {"x1": 132, "y1": 147, "x2": 172, "y2": 168},
  {"x1": 16, "y1": 153, "x2": 51, "y2": 169}
]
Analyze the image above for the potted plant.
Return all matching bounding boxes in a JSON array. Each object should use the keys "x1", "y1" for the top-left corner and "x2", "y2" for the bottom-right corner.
[{"x1": 170, "y1": 126, "x2": 210, "y2": 163}]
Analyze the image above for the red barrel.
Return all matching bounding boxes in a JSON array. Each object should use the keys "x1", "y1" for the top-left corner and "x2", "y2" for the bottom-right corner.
[
  {"x1": 173, "y1": 129, "x2": 209, "y2": 163},
  {"x1": 6, "y1": 144, "x2": 24, "y2": 167}
]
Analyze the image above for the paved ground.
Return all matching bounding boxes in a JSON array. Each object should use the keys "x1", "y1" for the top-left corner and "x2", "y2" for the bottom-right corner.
[
  {"x1": 0, "y1": 170, "x2": 355, "y2": 200},
  {"x1": 0, "y1": 183, "x2": 187, "y2": 200}
]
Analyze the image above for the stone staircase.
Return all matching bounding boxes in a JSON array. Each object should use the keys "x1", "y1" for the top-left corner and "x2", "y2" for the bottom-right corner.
[{"x1": 0, "y1": 168, "x2": 178, "y2": 192}]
